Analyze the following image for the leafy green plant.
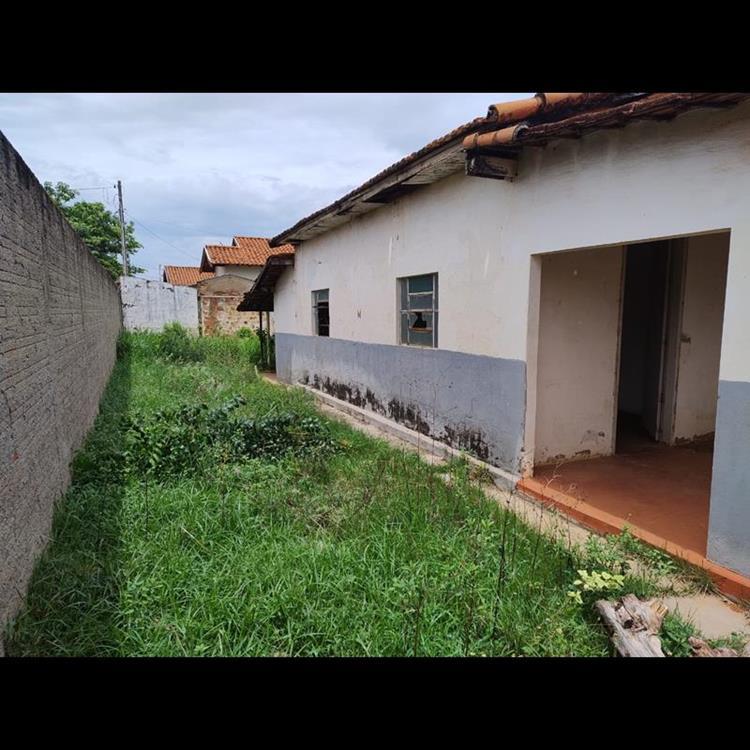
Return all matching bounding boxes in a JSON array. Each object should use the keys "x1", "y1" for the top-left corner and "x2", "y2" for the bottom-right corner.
[
  {"x1": 157, "y1": 323, "x2": 203, "y2": 363},
  {"x1": 133, "y1": 323, "x2": 261, "y2": 367},
  {"x1": 568, "y1": 569, "x2": 626, "y2": 605},
  {"x1": 44, "y1": 181, "x2": 144, "y2": 278},
  {"x1": 123, "y1": 396, "x2": 339, "y2": 478},
  {"x1": 584, "y1": 535, "x2": 629, "y2": 575},
  {"x1": 660, "y1": 612, "x2": 697, "y2": 657},
  {"x1": 708, "y1": 632, "x2": 748, "y2": 653},
  {"x1": 618, "y1": 527, "x2": 678, "y2": 577}
]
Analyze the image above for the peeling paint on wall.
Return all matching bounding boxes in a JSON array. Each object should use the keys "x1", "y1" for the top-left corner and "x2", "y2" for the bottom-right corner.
[{"x1": 278, "y1": 333, "x2": 525, "y2": 473}]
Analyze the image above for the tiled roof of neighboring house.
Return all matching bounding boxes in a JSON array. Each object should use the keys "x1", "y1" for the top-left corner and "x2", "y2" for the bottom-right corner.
[
  {"x1": 200, "y1": 237, "x2": 295, "y2": 271},
  {"x1": 163, "y1": 265, "x2": 214, "y2": 286},
  {"x1": 272, "y1": 92, "x2": 750, "y2": 247}
]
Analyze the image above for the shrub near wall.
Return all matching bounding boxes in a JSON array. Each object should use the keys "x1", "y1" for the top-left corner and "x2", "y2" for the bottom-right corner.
[{"x1": 0, "y1": 130, "x2": 122, "y2": 651}]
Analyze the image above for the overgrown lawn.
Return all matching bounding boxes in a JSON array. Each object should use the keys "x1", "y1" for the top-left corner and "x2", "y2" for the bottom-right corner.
[{"x1": 7, "y1": 328, "x2": 654, "y2": 656}]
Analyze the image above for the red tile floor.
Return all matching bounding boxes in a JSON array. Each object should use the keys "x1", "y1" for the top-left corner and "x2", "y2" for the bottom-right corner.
[{"x1": 531, "y1": 436, "x2": 713, "y2": 555}]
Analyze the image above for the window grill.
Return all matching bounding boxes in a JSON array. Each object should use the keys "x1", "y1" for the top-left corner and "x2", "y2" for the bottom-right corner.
[{"x1": 399, "y1": 273, "x2": 438, "y2": 347}]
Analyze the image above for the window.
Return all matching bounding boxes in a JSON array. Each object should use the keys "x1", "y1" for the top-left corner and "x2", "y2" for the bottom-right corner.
[
  {"x1": 312, "y1": 289, "x2": 330, "y2": 336},
  {"x1": 399, "y1": 273, "x2": 438, "y2": 347}
]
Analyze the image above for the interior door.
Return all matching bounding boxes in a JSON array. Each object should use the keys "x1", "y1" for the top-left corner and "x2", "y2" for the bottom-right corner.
[
  {"x1": 642, "y1": 242, "x2": 671, "y2": 440},
  {"x1": 658, "y1": 239, "x2": 687, "y2": 444}
]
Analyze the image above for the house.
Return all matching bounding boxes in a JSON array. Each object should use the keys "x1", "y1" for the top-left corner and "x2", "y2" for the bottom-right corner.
[
  {"x1": 196, "y1": 236, "x2": 294, "y2": 335},
  {"x1": 164, "y1": 236, "x2": 293, "y2": 335},
  {"x1": 240, "y1": 92, "x2": 750, "y2": 594}
]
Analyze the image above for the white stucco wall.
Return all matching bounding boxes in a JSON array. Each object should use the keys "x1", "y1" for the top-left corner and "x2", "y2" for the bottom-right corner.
[
  {"x1": 672, "y1": 233, "x2": 730, "y2": 440},
  {"x1": 214, "y1": 264, "x2": 261, "y2": 281},
  {"x1": 120, "y1": 277, "x2": 199, "y2": 333},
  {"x1": 275, "y1": 102, "x2": 750, "y2": 391},
  {"x1": 534, "y1": 246, "x2": 624, "y2": 464}
]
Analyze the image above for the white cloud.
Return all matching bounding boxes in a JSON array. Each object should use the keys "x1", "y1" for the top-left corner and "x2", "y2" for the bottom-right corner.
[{"x1": 0, "y1": 92, "x2": 532, "y2": 277}]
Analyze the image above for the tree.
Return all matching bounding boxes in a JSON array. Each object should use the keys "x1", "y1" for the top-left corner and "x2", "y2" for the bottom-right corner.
[{"x1": 44, "y1": 181, "x2": 144, "y2": 278}]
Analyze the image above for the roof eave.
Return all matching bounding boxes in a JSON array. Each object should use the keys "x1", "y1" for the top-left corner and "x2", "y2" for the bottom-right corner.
[
  {"x1": 271, "y1": 92, "x2": 750, "y2": 248},
  {"x1": 463, "y1": 92, "x2": 750, "y2": 153},
  {"x1": 237, "y1": 253, "x2": 295, "y2": 312},
  {"x1": 271, "y1": 126, "x2": 494, "y2": 247},
  {"x1": 199, "y1": 248, "x2": 214, "y2": 273}
]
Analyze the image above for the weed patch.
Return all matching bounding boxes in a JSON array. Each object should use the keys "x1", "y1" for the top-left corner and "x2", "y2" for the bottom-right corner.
[
  {"x1": 124, "y1": 397, "x2": 339, "y2": 478},
  {"x1": 6, "y1": 330, "x2": 681, "y2": 657},
  {"x1": 660, "y1": 612, "x2": 698, "y2": 657}
]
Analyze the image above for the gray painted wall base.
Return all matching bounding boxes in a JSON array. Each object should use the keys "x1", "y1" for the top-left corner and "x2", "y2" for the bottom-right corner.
[
  {"x1": 301, "y1": 382, "x2": 519, "y2": 491},
  {"x1": 708, "y1": 379, "x2": 750, "y2": 577},
  {"x1": 275, "y1": 333, "x2": 526, "y2": 475}
]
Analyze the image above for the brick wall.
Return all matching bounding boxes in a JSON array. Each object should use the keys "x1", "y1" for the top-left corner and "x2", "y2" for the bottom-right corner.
[
  {"x1": 199, "y1": 295, "x2": 261, "y2": 335},
  {"x1": 0, "y1": 131, "x2": 122, "y2": 651}
]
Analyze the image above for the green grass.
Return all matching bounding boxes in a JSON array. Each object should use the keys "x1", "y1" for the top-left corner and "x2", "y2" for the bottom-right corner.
[{"x1": 6, "y1": 328, "x2": 667, "y2": 656}]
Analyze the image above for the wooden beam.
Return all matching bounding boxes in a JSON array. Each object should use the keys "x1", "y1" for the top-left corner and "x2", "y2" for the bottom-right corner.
[
  {"x1": 595, "y1": 595, "x2": 667, "y2": 657},
  {"x1": 465, "y1": 153, "x2": 518, "y2": 181}
]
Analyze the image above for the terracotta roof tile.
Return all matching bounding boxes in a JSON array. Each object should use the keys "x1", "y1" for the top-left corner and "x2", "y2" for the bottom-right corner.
[
  {"x1": 464, "y1": 92, "x2": 750, "y2": 150},
  {"x1": 201, "y1": 238, "x2": 295, "y2": 270},
  {"x1": 272, "y1": 92, "x2": 750, "y2": 246},
  {"x1": 163, "y1": 265, "x2": 214, "y2": 286}
]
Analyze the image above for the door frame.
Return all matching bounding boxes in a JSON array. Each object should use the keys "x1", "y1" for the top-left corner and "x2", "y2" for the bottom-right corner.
[{"x1": 612, "y1": 238, "x2": 687, "y2": 448}]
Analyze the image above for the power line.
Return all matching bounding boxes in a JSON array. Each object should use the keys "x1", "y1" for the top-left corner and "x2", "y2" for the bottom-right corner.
[
  {"x1": 139, "y1": 216, "x2": 236, "y2": 236},
  {"x1": 127, "y1": 213, "x2": 200, "y2": 263}
]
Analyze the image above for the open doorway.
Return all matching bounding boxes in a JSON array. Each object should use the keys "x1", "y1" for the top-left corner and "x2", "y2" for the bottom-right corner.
[
  {"x1": 615, "y1": 235, "x2": 729, "y2": 455},
  {"x1": 530, "y1": 231, "x2": 730, "y2": 556},
  {"x1": 615, "y1": 240, "x2": 673, "y2": 452}
]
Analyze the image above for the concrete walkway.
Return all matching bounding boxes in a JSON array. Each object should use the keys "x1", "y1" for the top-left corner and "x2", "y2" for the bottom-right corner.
[{"x1": 265, "y1": 375, "x2": 750, "y2": 647}]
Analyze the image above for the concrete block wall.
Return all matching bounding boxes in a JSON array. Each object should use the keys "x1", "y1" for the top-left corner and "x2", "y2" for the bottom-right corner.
[
  {"x1": 0, "y1": 130, "x2": 122, "y2": 651},
  {"x1": 120, "y1": 277, "x2": 199, "y2": 333}
]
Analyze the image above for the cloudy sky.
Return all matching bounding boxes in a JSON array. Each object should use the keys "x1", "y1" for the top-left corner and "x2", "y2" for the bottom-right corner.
[{"x1": 0, "y1": 93, "x2": 531, "y2": 278}]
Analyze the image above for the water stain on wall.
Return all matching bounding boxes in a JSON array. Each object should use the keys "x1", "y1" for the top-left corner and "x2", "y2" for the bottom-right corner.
[{"x1": 301, "y1": 372, "x2": 492, "y2": 463}]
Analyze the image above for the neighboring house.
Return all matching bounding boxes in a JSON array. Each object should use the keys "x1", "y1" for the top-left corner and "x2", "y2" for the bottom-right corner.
[
  {"x1": 240, "y1": 92, "x2": 750, "y2": 592},
  {"x1": 197, "y1": 236, "x2": 294, "y2": 335},
  {"x1": 163, "y1": 237, "x2": 293, "y2": 335}
]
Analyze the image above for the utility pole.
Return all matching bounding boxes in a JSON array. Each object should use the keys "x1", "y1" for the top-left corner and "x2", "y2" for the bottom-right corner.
[{"x1": 116, "y1": 180, "x2": 128, "y2": 276}]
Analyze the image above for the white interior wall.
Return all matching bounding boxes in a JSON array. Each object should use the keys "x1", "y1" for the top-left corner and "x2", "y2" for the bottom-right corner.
[
  {"x1": 534, "y1": 246, "x2": 624, "y2": 464},
  {"x1": 672, "y1": 233, "x2": 730, "y2": 440}
]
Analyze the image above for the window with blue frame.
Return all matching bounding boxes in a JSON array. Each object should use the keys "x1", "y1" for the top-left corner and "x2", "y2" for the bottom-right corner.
[{"x1": 399, "y1": 273, "x2": 438, "y2": 347}]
